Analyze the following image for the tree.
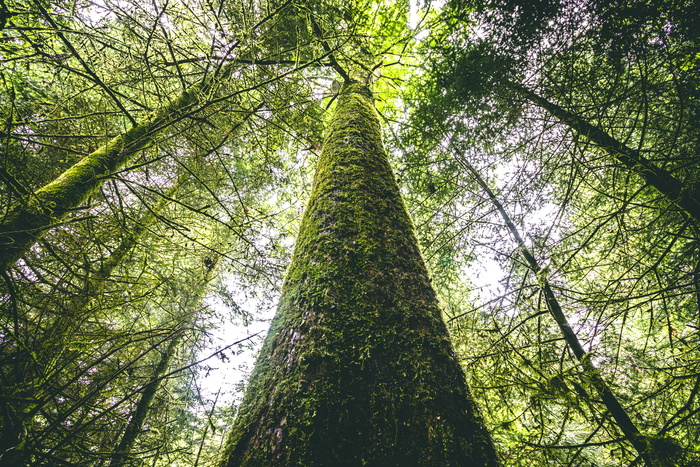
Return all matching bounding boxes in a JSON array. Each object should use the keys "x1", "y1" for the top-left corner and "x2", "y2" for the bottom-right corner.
[
  {"x1": 0, "y1": 0, "x2": 298, "y2": 273},
  {"x1": 420, "y1": 0, "x2": 700, "y2": 226},
  {"x1": 509, "y1": 82, "x2": 700, "y2": 225},
  {"x1": 401, "y1": 0, "x2": 700, "y2": 464},
  {"x1": 219, "y1": 80, "x2": 500, "y2": 466},
  {"x1": 109, "y1": 253, "x2": 221, "y2": 467},
  {"x1": 457, "y1": 155, "x2": 669, "y2": 466},
  {"x1": 3, "y1": 0, "x2": 698, "y2": 465},
  {"x1": 1, "y1": 1, "x2": 319, "y2": 462}
]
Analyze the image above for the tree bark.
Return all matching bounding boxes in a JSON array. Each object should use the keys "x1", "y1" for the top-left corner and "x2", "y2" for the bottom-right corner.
[
  {"x1": 0, "y1": 89, "x2": 200, "y2": 274},
  {"x1": 512, "y1": 83, "x2": 700, "y2": 225},
  {"x1": 220, "y1": 82, "x2": 500, "y2": 467}
]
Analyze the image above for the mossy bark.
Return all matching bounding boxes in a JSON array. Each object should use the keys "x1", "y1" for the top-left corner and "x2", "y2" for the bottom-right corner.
[
  {"x1": 0, "y1": 88, "x2": 200, "y2": 273},
  {"x1": 220, "y1": 83, "x2": 500, "y2": 467}
]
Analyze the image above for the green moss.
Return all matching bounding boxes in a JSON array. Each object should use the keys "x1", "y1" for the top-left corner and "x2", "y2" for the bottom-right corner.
[
  {"x1": 0, "y1": 88, "x2": 200, "y2": 272},
  {"x1": 220, "y1": 83, "x2": 500, "y2": 466}
]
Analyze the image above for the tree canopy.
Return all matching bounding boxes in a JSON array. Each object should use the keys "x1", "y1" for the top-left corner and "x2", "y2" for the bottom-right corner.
[{"x1": 0, "y1": 0, "x2": 698, "y2": 465}]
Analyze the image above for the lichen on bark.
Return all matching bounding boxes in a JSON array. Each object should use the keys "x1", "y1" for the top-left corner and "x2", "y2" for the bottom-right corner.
[{"x1": 220, "y1": 82, "x2": 500, "y2": 466}]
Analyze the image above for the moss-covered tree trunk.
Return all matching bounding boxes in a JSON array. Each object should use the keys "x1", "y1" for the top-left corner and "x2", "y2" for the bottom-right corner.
[
  {"x1": 0, "y1": 163, "x2": 191, "y2": 464},
  {"x1": 0, "y1": 89, "x2": 200, "y2": 274},
  {"x1": 220, "y1": 82, "x2": 500, "y2": 467}
]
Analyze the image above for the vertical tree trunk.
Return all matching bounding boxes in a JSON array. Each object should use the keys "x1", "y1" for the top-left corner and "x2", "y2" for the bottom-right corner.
[
  {"x1": 109, "y1": 252, "x2": 221, "y2": 467},
  {"x1": 220, "y1": 82, "x2": 500, "y2": 467},
  {"x1": 108, "y1": 332, "x2": 181, "y2": 467}
]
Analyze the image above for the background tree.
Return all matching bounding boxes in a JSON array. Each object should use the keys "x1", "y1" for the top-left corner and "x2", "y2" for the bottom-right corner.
[
  {"x1": 1, "y1": 0, "x2": 324, "y2": 464},
  {"x1": 399, "y1": 0, "x2": 700, "y2": 464}
]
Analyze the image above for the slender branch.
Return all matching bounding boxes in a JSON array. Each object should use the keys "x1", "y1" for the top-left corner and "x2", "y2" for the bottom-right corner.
[
  {"x1": 30, "y1": 0, "x2": 137, "y2": 125},
  {"x1": 163, "y1": 57, "x2": 333, "y2": 67},
  {"x1": 0, "y1": 165, "x2": 29, "y2": 197},
  {"x1": 308, "y1": 14, "x2": 351, "y2": 83}
]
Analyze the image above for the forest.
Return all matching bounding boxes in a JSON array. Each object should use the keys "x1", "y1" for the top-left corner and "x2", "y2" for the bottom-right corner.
[{"x1": 0, "y1": 0, "x2": 698, "y2": 465}]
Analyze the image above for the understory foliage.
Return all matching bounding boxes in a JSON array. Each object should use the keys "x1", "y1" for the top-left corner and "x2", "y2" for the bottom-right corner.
[{"x1": 0, "y1": 0, "x2": 698, "y2": 465}]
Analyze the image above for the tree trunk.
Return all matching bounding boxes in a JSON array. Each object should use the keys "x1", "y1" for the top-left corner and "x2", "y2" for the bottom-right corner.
[
  {"x1": 0, "y1": 89, "x2": 200, "y2": 274},
  {"x1": 108, "y1": 332, "x2": 181, "y2": 467},
  {"x1": 457, "y1": 157, "x2": 667, "y2": 467},
  {"x1": 219, "y1": 82, "x2": 500, "y2": 467},
  {"x1": 0, "y1": 0, "x2": 297, "y2": 274},
  {"x1": 512, "y1": 83, "x2": 700, "y2": 225},
  {"x1": 109, "y1": 252, "x2": 221, "y2": 467},
  {"x1": 0, "y1": 157, "x2": 189, "y2": 452},
  {"x1": 0, "y1": 0, "x2": 298, "y2": 274}
]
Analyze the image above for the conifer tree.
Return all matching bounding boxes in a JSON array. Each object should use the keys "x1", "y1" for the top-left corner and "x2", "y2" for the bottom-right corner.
[{"x1": 220, "y1": 81, "x2": 500, "y2": 466}]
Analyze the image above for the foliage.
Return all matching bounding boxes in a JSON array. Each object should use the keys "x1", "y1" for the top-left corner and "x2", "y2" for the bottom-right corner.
[
  {"x1": 0, "y1": 0, "x2": 698, "y2": 465},
  {"x1": 400, "y1": 0, "x2": 700, "y2": 465}
]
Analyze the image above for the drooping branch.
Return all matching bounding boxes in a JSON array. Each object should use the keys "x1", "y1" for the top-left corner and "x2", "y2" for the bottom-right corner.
[
  {"x1": 31, "y1": 0, "x2": 136, "y2": 125},
  {"x1": 108, "y1": 253, "x2": 222, "y2": 467},
  {"x1": 308, "y1": 14, "x2": 351, "y2": 84}
]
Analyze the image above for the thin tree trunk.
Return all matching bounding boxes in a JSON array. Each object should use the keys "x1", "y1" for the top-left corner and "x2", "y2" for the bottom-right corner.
[
  {"x1": 512, "y1": 83, "x2": 700, "y2": 224},
  {"x1": 0, "y1": 188, "x2": 183, "y2": 465},
  {"x1": 108, "y1": 331, "x2": 181, "y2": 467},
  {"x1": 0, "y1": 128, "x2": 237, "y2": 463},
  {"x1": 220, "y1": 82, "x2": 500, "y2": 466},
  {"x1": 108, "y1": 253, "x2": 221, "y2": 467},
  {"x1": 458, "y1": 157, "x2": 666, "y2": 467}
]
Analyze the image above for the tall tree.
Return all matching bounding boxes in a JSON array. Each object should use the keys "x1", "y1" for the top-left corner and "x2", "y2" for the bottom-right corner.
[
  {"x1": 509, "y1": 82, "x2": 700, "y2": 225},
  {"x1": 457, "y1": 155, "x2": 669, "y2": 466},
  {"x1": 0, "y1": 0, "x2": 294, "y2": 273},
  {"x1": 5, "y1": 0, "x2": 698, "y2": 465},
  {"x1": 108, "y1": 251, "x2": 222, "y2": 467},
  {"x1": 219, "y1": 80, "x2": 500, "y2": 466}
]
